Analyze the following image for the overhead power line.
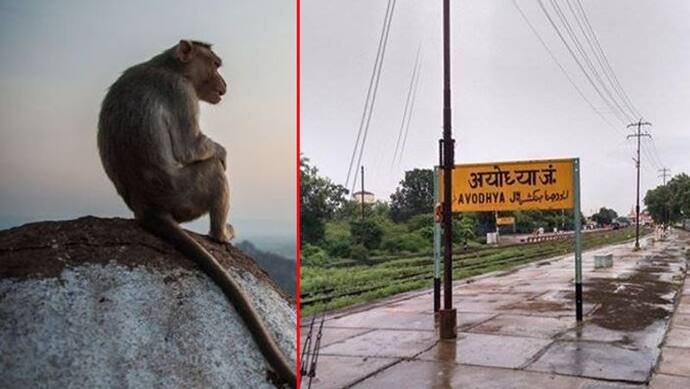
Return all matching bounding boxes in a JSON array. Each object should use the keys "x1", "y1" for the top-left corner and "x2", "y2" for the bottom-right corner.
[
  {"x1": 572, "y1": 0, "x2": 642, "y2": 119},
  {"x1": 564, "y1": 0, "x2": 638, "y2": 120},
  {"x1": 349, "y1": 0, "x2": 397, "y2": 195},
  {"x1": 518, "y1": 1, "x2": 665, "y2": 178},
  {"x1": 391, "y1": 44, "x2": 421, "y2": 171},
  {"x1": 397, "y1": 58, "x2": 422, "y2": 169},
  {"x1": 544, "y1": 0, "x2": 632, "y2": 124},
  {"x1": 345, "y1": 0, "x2": 396, "y2": 191},
  {"x1": 566, "y1": 0, "x2": 668, "y2": 170},
  {"x1": 646, "y1": 136, "x2": 666, "y2": 169},
  {"x1": 512, "y1": 0, "x2": 620, "y2": 133},
  {"x1": 396, "y1": 46, "x2": 423, "y2": 170}
]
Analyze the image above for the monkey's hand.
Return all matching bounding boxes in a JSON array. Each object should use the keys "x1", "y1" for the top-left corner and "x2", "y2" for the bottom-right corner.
[{"x1": 215, "y1": 143, "x2": 227, "y2": 171}]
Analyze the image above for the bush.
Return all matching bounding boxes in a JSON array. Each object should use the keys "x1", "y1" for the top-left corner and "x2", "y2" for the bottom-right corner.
[
  {"x1": 400, "y1": 232, "x2": 430, "y2": 253},
  {"x1": 301, "y1": 243, "x2": 328, "y2": 266},
  {"x1": 325, "y1": 221, "x2": 350, "y2": 241},
  {"x1": 350, "y1": 219, "x2": 384, "y2": 249},
  {"x1": 323, "y1": 221, "x2": 352, "y2": 258},
  {"x1": 381, "y1": 232, "x2": 429, "y2": 254},
  {"x1": 350, "y1": 243, "x2": 369, "y2": 260},
  {"x1": 455, "y1": 214, "x2": 477, "y2": 242},
  {"x1": 406, "y1": 213, "x2": 434, "y2": 231},
  {"x1": 326, "y1": 239, "x2": 351, "y2": 258},
  {"x1": 415, "y1": 225, "x2": 434, "y2": 241}
]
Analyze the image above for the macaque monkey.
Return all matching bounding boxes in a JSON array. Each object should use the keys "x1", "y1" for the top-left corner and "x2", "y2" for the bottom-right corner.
[{"x1": 98, "y1": 40, "x2": 295, "y2": 386}]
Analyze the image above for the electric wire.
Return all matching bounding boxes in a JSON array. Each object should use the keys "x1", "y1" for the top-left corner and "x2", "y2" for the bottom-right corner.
[
  {"x1": 391, "y1": 45, "x2": 421, "y2": 171},
  {"x1": 573, "y1": 0, "x2": 642, "y2": 118},
  {"x1": 566, "y1": 0, "x2": 667, "y2": 170},
  {"x1": 512, "y1": 0, "x2": 621, "y2": 133},
  {"x1": 546, "y1": 0, "x2": 633, "y2": 124},
  {"x1": 564, "y1": 0, "x2": 638, "y2": 120},
  {"x1": 536, "y1": 0, "x2": 629, "y2": 126},
  {"x1": 519, "y1": 1, "x2": 665, "y2": 186},
  {"x1": 344, "y1": 0, "x2": 393, "y2": 190},
  {"x1": 350, "y1": 0, "x2": 397, "y2": 194},
  {"x1": 391, "y1": 44, "x2": 421, "y2": 171},
  {"x1": 647, "y1": 137, "x2": 666, "y2": 170},
  {"x1": 397, "y1": 51, "x2": 422, "y2": 169}
]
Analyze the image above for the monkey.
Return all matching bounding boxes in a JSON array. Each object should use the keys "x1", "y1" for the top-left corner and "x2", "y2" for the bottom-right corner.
[{"x1": 97, "y1": 40, "x2": 296, "y2": 387}]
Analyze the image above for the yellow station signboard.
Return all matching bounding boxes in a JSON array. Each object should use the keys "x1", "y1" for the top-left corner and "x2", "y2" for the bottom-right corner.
[
  {"x1": 440, "y1": 159, "x2": 575, "y2": 212},
  {"x1": 496, "y1": 216, "x2": 515, "y2": 225}
]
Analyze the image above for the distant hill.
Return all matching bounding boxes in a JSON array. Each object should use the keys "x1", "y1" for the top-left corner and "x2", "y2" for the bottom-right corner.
[{"x1": 237, "y1": 240, "x2": 296, "y2": 298}]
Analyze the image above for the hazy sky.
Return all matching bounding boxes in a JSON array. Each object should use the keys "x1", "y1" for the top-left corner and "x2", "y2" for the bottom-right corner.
[
  {"x1": 302, "y1": 0, "x2": 690, "y2": 216},
  {"x1": 0, "y1": 1, "x2": 296, "y2": 239}
]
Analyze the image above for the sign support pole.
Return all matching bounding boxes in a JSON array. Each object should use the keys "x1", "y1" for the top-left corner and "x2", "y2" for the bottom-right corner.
[
  {"x1": 573, "y1": 158, "x2": 583, "y2": 322},
  {"x1": 433, "y1": 167, "x2": 441, "y2": 313},
  {"x1": 439, "y1": 0, "x2": 457, "y2": 339}
]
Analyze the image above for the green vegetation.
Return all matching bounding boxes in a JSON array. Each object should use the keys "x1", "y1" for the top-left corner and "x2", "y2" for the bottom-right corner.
[
  {"x1": 645, "y1": 173, "x2": 690, "y2": 225},
  {"x1": 300, "y1": 158, "x2": 585, "y2": 262},
  {"x1": 300, "y1": 155, "x2": 348, "y2": 243},
  {"x1": 299, "y1": 156, "x2": 654, "y2": 317},
  {"x1": 301, "y1": 227, "x2": 644, "y2": 317},
  {"x1": 591, "y1": 207, "x2": 618, "y2": 226}
]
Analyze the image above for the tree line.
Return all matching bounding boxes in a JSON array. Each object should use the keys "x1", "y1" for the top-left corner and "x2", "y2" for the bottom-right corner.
[
  {"x1": 300, "y1": 155, "x2": 642, "y2": 265},
  {"x1": 644, "y1": 173, "x2": 690, "y2": 225}
]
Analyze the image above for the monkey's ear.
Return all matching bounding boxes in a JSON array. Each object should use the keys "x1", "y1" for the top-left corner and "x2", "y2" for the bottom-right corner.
[{"x1": 176, "y1": 40, "x2": 194, "y2": 63}]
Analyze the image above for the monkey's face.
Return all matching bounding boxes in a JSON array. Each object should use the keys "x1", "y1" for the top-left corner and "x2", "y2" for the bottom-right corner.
[{"x1": 176, "y1": 40, "x2": 227, "y2": 105}]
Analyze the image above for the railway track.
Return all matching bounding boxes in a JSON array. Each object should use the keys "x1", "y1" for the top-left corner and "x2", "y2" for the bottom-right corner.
[{"x1": 300, "y1": 227, "x2": 643, "y2": 314}]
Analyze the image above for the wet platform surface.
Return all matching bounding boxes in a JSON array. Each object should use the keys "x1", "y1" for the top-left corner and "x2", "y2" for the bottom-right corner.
[
  {"x1": 301, "y1": 230, "x2": 690, "y2": 388},
  {"x1": 649, "y1": 248, "x2": 690, "y2": 389}
]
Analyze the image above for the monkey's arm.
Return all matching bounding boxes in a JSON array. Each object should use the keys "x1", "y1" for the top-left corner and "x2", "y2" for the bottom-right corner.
[{"x1": 168, "y1": 125, "x2": 222, "y2": 165}]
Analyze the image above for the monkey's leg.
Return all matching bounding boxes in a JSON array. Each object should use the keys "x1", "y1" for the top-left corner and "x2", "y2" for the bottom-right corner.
[
  {"x1": 191, "y1": 159, "x2": 235, "y2": 243},
  {"x1": 209, "y1": 169, "x2": 233, "y2": 242},
  {"x1": 168, "y1": 159, "x2": 233, "y2": 242},
  {"x1": 199, "y1": 159, "x2": 234, "y2": 242}
]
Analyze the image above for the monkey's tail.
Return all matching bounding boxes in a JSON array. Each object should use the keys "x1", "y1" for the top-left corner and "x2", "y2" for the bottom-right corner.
[{"x1": 140, "y1": 212, "x2": 297, "y2": 388}]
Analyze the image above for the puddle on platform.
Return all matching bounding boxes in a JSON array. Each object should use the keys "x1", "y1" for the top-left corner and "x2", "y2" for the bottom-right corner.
[
  {"x1": 569, "y1": 261, "x2": 676, "y2": 331},
  {"x1": 499, "y1": 300, "x2": 568, "y2": 313}
]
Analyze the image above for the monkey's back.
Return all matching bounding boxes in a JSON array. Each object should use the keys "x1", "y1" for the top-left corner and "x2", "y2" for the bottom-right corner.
[{"x1": 98, "y1": 64, "x2": 188, "y2": 211}]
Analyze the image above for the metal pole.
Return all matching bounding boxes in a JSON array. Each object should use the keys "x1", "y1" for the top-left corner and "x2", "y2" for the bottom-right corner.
[
  {"x1": 627, "y1": 119, "x2": 651, "y2": 250},
  {"x1": 573, "y1": 158, "x2": 583, "y2": 321},
  {"x1": 361, "y1": 165, "x2": 365, "y2": 220},
  {"x1": 433, "y1": 167, "x2": 441, "y2": 313},
  {"x1": 439, "y1": 0, "x2": 457, "y2": 339},
  {"x1": 495, "y1": 211, "x2": 499, "y2": 244},
  {"x1": 635, "y1": 123, "x2": 641, "y2": 249}
]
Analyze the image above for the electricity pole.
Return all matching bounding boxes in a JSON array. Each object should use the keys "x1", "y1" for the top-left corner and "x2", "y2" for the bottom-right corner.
[
  {"x1": 439, "y1": 0, "x2": 457, "y2": 339},
  {"x1": 627, "y1": 119, "x2": 652, "y2": 250},
  {"x1": 658, "y1": 167, "x2": 671, "y2": 226},
  {"x1": 360, "y1": 165, "x2": 365, "y2": 220},
  {"x1": 658, "y1": 167, "x2": 671, "y2": 185}
]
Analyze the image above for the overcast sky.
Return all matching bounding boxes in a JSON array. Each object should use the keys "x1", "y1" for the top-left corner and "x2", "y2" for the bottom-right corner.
[
  {"x1": 301, "y1": 0, "x2": 690, "y2": 216},
  {"x1": 0, "y1": 0, "x2": 296, "y2": 240}
]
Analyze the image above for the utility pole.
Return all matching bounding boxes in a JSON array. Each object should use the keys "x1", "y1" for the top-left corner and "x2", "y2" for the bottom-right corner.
[
  {"x1": 658, "y1": 167, "x2": 671, "y2": 185},
  {"x1": 627, "y1": 119, "x2": 652, "y2": 250},
  {"x1": 439, "y1": 0, "x2": 457, "y2": 339},
  {"x1": 658, "y1": 167, "x2": 671, "y2": 226},
  {"x1": 360, "y1": 165, "x2": 365, "y2": 220},
  {"x1": 494, "y1": 211, "x2": 499, "y2": 244}
]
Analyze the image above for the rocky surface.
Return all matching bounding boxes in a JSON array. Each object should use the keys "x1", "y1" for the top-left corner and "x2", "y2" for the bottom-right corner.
[{"x1": 0, "y1": 216, "x2": 295, "y2": 388}]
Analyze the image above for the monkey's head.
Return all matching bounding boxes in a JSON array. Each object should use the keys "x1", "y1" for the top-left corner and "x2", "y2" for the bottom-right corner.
[{"x1": 175, "y1": 40, "x2": 227, "y2": 104}]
